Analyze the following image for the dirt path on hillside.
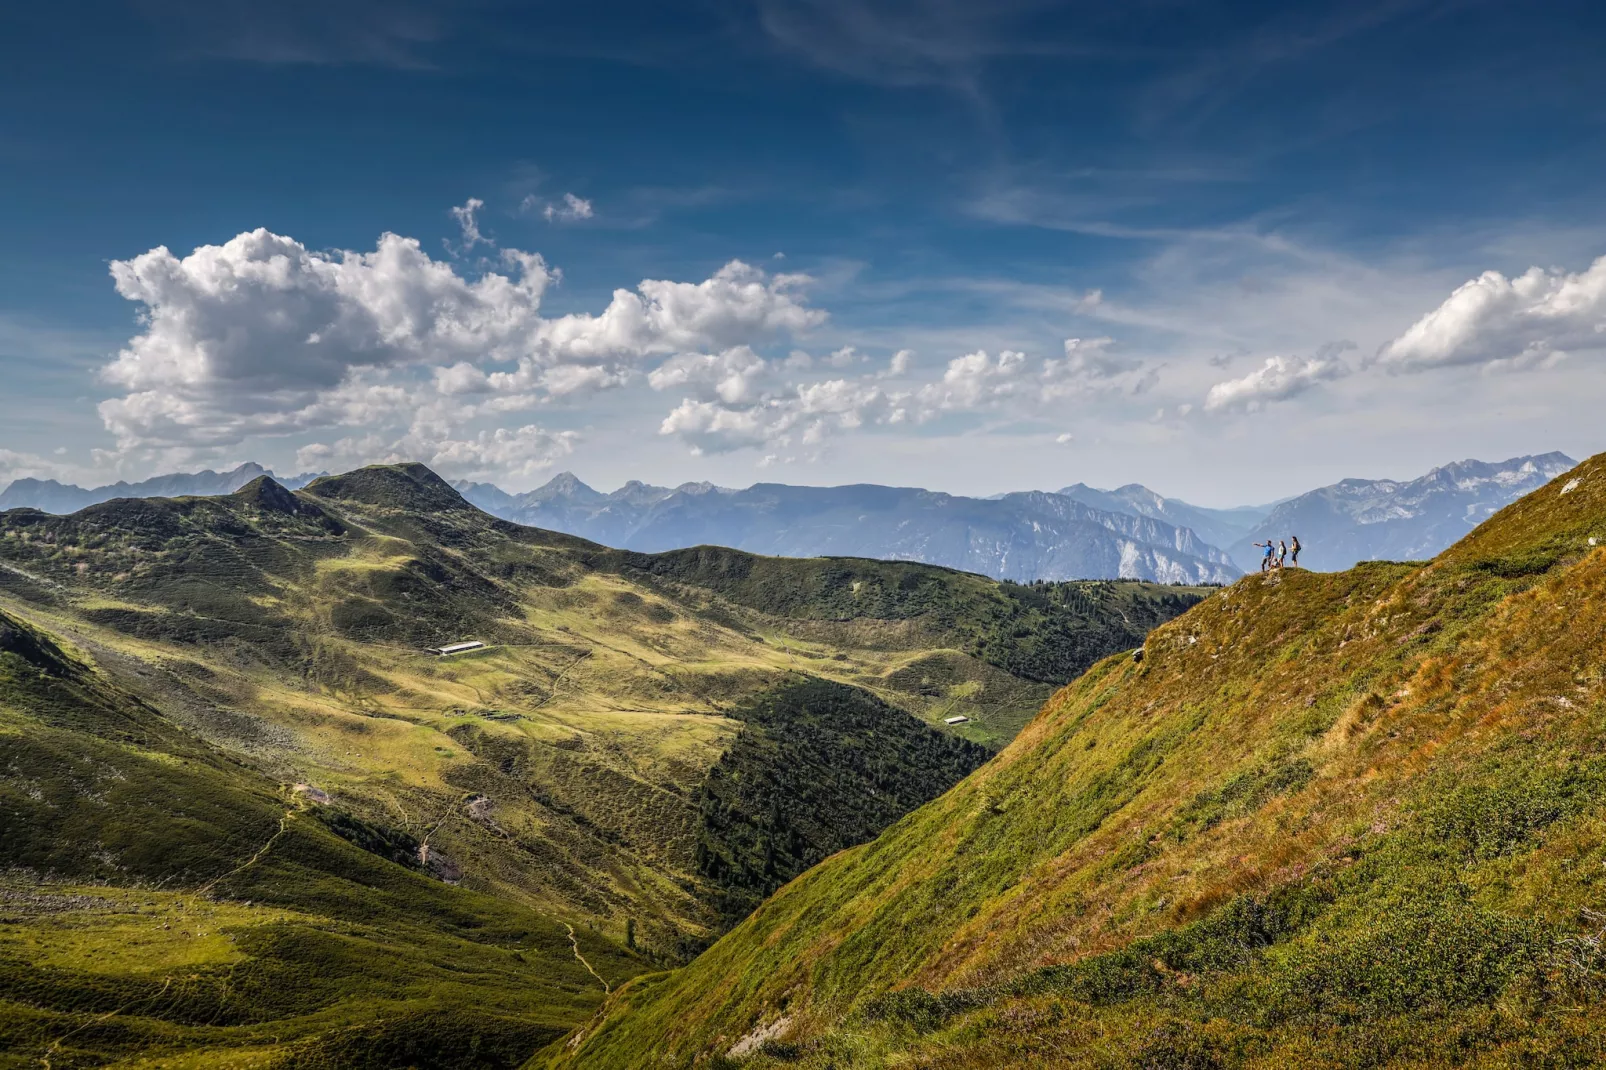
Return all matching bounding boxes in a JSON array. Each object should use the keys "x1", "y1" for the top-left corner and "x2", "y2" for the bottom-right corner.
[{"x1": 564, "y1": 923, "x2": 611, "y2": 994}]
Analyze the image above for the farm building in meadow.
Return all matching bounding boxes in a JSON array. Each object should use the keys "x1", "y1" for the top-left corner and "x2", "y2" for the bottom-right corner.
[{"x1": 426, "y1": 641, "x2": 486, "y2": 656}]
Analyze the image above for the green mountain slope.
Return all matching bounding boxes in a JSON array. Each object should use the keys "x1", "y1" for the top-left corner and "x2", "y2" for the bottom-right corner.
[
  {"x1": 0, "y1": 464, "x2": 1202, "y2": 969},
  {"x1": 0, "y1": 607, "x2": 640, "y2": 1069},
  {"x1": 543, "y1": 453, "x2": 1606, "y2": 1069}
]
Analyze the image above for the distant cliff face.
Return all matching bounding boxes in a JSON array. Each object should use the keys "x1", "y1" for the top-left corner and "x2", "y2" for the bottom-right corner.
[
  {"x1": 1230, "y1": 452, "x2": 1577, "y2": 571},
  {"x1": 457, "y1": 476, "x2": 1243, "y2": 585}
]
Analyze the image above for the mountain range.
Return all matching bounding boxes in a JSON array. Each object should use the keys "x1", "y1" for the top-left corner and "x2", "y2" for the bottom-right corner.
[
  {"x1": 0, "y1": 461, "x2": 325, "y2": 514},
  {"x1": 0, "y1": 453, "x2": 1579, "y2": 583},
  {"x1": 455, "y1": 477, "x2": 1242, "y2": 585}
]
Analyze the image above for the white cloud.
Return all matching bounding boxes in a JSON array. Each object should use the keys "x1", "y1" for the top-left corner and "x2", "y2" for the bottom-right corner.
[
  {"x1": 1203, "y1": 354, "x2": 1348, "y2": 412},
  {"x1": 647, "y1": 346, "x2": 770, "y2": 404},
  {"x1": 537, "y1": 260, "x2": 823, "y2": 364},
  {"x1": 543, "y1": 193, "x2": 595, "y2": 223},
  {"x1": 0, "y1": 448, "x2": 72, "y2": 486},
  {"x1": 450, "y1": 197, "x2": 487, "y2": 249},
  {"x1": 1375, "y1": 255, "x2": 1606, "y2": 372},
  {"x1": 96, "y1": 229, "x2": 828, "y2": 466},
  {"x1": 658, "y1": 399, "x2": 779, "y2": 455},
  {"x1": 918, "y1": 349, "x2": 1030, "y2": 413},
  {"x1": 656, "y1": 374, "x2": 898, "y2": 456},
  {"x1": 889, "y1": 348, "x2": 913, "y2": 374},
  {"x1": 99, "y1": 228, "x2": 553, "y2": 449},
  {"x1": 297, "y1": 423, "x2": 577, "y2": 483}
]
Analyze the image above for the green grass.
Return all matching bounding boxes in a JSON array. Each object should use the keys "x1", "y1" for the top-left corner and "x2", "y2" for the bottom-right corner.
[
  {"x1": 0, "y1": 465, "x2": 1199, "y2": 965},
  {"x1": 539, "y1": 453, "x2": 1606, "y2": 1068},
  {"x1": 0, "y1": 608, "x2": 642, "y2": 1069}
]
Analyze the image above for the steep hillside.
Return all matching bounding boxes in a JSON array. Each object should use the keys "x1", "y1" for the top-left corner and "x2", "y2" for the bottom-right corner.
[
  {"x1": 0, "y1": 607, "x2": 641, "y2": 1068},
  {"x1": 0, "y1": 464, "x2": 1203, "y2": 968},
  {"x1": 459, "y1": 476, "x2": 1241, "y2": 584},
  {"x1": 1230, "y1": 452, "x2": 1575, "y2": 572},
  {"x1": 544, "y1": 452, "x2": 1606, "y2": 1068}
]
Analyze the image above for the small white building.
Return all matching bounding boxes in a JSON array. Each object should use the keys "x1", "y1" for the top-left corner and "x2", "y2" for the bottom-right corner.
[
  {"x1": 428, "y1": 641, "x2": 486, "y2": 656},
  {"x1": 944, "y1": 715, "x2": 970, "y2": 725}
]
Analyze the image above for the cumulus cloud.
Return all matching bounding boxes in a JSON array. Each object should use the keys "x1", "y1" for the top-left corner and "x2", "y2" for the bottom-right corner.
[
  {"x1": 297, "y1": 423, "x2": 577, "y2": 483},
  {"x1": 1375, "y1": 255, "x2": 1606, "y2": 372},
  {"x1": 537, "y1": 260, "x2": 823, "y2": 364},
  {"x1": 914, "y1": 338, "x2": 1148, "y2": 418},
  {"x1": 656, "y1": 375, "x2": 898, "y2": 456},
  {"x1": 1203, "y1": 355, "x2": 1348, "y2": 412},
  {"x1": 543, "y1": 193, "x2": 595, "y2": 223},
  {"x1": 918, "y1": 349, "x2": 1030, "y2": 413},
  {"x1": 647, "y1": 346, "x2": 770, "y2": 404},
  {"x1": 97, "y1": 228, "x2": 826, "y2": 462},
  {"x1": 888, "y1": 348, "x2": 913, "y2": 374},
  {"x1": 99, "y1": 228, "x2": 554, "y2": 449}
]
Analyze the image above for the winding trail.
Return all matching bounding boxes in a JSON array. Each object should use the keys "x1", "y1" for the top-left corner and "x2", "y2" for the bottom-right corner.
[
  {"x1": 530, "y1": 649, "x2": 593, "y2": 711},
  {"x1": 564, "y1": 923, "x2": 611, "y2": 994},
  {"x1": 194, "y1": 807, "x2": 297, "y2": 899},
  {"x1": 41, "y1": 977, "x2": 173, "y2": 1069}
]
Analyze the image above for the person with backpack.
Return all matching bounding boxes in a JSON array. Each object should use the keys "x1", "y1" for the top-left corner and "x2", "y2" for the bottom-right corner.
[
  {"x1": 1277, "y1": 539, "x2": 1288, "y2": 568},
  {"x1": 1289, "y1": 535, "x2": 1301, "y2": 568}
]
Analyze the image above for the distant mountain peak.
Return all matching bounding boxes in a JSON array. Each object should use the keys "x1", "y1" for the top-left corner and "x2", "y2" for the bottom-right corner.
[
  {"x1": 531, "y1": 471, "x2": 603, "y2": 503},
  {"x1": 673, "y1": 481, "x2": 729, "y2": 496},
  {"x1": 609, "y1": 480, "x2": 674, "y2": 506}
]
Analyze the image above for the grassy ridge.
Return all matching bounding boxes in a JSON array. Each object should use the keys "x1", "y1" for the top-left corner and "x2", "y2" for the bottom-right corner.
[
  {"x1": 0, "y1": 608, "x2": 640, "y2": 1069},
  {"x1": 540, "y1": 453, "x2": 1606, "y2": 1068}
]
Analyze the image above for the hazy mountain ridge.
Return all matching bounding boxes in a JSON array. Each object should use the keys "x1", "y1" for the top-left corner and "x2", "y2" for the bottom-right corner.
[
  {"x1": 0, "y1": 461, "x2": 327, "y2": 513},
  {"x1": 543, "y1": 449, "x2": 1606, "y2": 1070},
  {"x1": 457, "y1": 477, "x2": 1243, "y2": 586},
  {"x1": 1229, "y1": 451, "x2": 1577, "y2": 571},
  {"x1": 1054, "y1": 481, "x2": 1272, "y2": 549}
]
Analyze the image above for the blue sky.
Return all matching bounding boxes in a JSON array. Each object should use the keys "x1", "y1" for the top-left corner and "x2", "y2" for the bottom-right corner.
[{"x1": 2, "y1": 0, "x2": 1604, "y2": 504}]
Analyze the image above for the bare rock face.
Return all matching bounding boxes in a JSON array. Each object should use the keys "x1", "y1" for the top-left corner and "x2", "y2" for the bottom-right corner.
[{"x1": 418, "y1": 843, "x2": 463, "y2": 883}]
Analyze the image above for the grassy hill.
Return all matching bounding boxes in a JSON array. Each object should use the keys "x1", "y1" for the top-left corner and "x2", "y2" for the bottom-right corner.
[
  {"x1": 0, "y1": 461, "x2": 1202, "y2": 1061},
  {"x1": 0, "y1": 607, "x2": 642, "y2": 1069},
  {"x1": 540, "y1": 452, "x2": 1606, "y2": 1068}
]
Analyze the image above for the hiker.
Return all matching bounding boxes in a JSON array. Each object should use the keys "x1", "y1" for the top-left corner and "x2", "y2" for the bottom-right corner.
[
  {"x1": 1277, "y1": 539, "x2": 1288, "y2": 569},
  {"x1": 1290, "y1": 535, "x2": 1301, "y2": 568},
  {"x1": 1256, "y1": 541, "x2": 1274, "y2": 572}
]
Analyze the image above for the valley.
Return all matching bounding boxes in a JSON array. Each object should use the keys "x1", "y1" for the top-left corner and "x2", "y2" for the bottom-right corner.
[{"x1": 544, "y1": 451, "x2": 1606, "y2": 1068}]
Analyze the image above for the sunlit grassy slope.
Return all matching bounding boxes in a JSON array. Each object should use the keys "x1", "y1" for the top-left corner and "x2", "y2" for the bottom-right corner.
[
  {"x1": 0, "y1": 463, "x2": 1200, "y2": 970},
  {"x1": 0, "y1": 607, "x2": 640, "y2": 1069},
  {"x1": 542, "y1": 453, "x2": 1606, "y2": 1069}
]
